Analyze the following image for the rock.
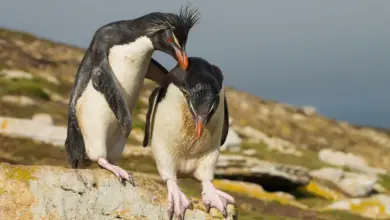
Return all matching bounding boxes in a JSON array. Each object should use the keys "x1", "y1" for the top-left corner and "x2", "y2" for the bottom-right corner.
[
  {"x1": 0, "y1": 163, "x2": 237, "y2": 220},
  {"x1": 212, "y1": 179, "x2": 307, "y2": 209},
  {"x1": 220, "y1": 128, "x2": 241, "y2": 151},
  {"x1": 215, "y1": 155, "x2": 311, "y2": 190},
  {"x1": 1, "y1": 95, "x2": 37, "y2": 106},
  {"x1": 242, "y1": 149, "x2": 256, "y2": 156},
  {"x1": 310, "y1": 167, "x2": 343, "y2": 183},
  {"x1": 310, "y1": 167, "x2": 378, "y2": 197},
  {"x1": 318, "y1": 149, "x2": 387, "y2": 175},
  {"x1": 123, "y1": 145, "x2": 153, "y2": 157},
  {"x1": 338, "y1": 173, "x2": 378, "y2": 197},
  {"x1": 325, "y1": 194, "x2": 390, "y2": 219},
  {"x1": 137, "y1": 113, "x2": 147, "y2": 122},
  {"x1": 139, "y1": 96, "x2": 149, "y2": 105},
  {"x1": 121, "y1": 148, "x2": 310, "y2": 191},
  {"x1": 42, "y1": 88, "x2": 68, "y2": 104},
  {"x1": 301, "y1": 106, "x2": 316, "y2": 116},
  {"x1": 301, "y1": 181, "x2": 345, "y2": 201},
  {"x1": 235, "y1": 126, "x2": 302, "y2": 156},
  {"x1": 130, "y1": 128, "x2": 144, "y2": 143},
  {"x1": 31, "y1": 113, "x2": 54, "y2": 125},
  {"x1": 0, "y1": 116, "x2": 66, "y2": 147},
  {"x1": 36, "y1": 72, "x2": 60, "y2": 85},
  {"x1": 0, "y1": 69, "x2": 33, "y2": 80}
]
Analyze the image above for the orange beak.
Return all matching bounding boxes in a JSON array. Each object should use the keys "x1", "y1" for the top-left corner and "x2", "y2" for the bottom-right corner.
[
  {"x1": 196, "y1": 119, "x2": 202, "y2": 139},
  {"x1": 174, "y1": 48, "x2": 188, "y2": 70}
]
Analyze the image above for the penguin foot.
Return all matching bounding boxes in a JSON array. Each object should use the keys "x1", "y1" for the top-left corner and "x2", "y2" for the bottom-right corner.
[
  {"x1": 201, "y1": 181, "x2": 235, "y2": 217},
  {"x1": 167, "y1": 179, "x2": 193, "y2": 220},
  {"x1": 97, "y1": 158, "x2": 134, "y2": 185}
]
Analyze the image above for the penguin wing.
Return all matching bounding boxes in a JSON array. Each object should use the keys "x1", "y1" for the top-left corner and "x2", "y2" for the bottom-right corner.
[
  {"x1": 220, "y1": 96, "x2": 229, "y2": 146},
  {"x1": 143, "y1": 86, "x2": 164, "y2": 147},
  {"x1": 145, "y1": 58, "x2": 168, "y2": 85},
  {"x1": 91, "y1": 57, "x2": 132, "y2": 137}
]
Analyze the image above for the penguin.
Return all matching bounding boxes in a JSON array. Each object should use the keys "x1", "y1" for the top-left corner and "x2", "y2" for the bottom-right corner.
[
  {"x1": 143, "y1": 57, "x2": 235, "y2": 219},
  {"x1": 64, "y1": 6, "x2": 200, "y2": 184}
]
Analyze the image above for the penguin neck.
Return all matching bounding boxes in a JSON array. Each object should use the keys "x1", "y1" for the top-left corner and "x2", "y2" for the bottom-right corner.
[
  {"x1": 108, "y1": 36, "x2": 154, "y2": 109},
  {"x1": 166, "y1": 84, "x2": 188, "y2": 105}
]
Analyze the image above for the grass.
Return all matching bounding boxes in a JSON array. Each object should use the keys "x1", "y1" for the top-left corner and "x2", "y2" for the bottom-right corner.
[
  {"x1": 0, "y1": 78, "x2": 50, "y2": 100},
  {"x1": 238, "y1": 141, "x2": 329, "y2": 170}
]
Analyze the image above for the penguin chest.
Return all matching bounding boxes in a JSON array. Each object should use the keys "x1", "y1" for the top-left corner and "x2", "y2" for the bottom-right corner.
[
  {"x1": 178, "y1": 104, "x2": 224, "y2": 157},
  {"x1": 151, "y1": 87, "x2": 224, "y2": 158},
  {"x1": 108, "y1": 36, "x2": 154, "y2": 110}
]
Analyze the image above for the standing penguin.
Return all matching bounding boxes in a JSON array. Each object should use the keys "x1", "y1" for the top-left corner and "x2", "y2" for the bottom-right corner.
[
  {"x1": 143, "y1": 57, "x2": 235, "y2": 219},
  {"x1": 65, "y1": 6, "x2": 200, "y2": 183}
]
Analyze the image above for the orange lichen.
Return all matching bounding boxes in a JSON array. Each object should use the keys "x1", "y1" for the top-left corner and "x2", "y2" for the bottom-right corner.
[{"x1": 1, "y1": 120, "x2": 8, "y2": 129}]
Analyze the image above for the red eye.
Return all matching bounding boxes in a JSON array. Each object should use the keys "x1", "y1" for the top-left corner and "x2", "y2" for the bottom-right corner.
[{"x1": 167, "y1": 38, "x2": 173, "y2": 43}]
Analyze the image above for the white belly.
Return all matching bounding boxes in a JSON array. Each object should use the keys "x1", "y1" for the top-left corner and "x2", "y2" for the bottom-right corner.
[
  {"x1": 150, "y1": 85, "x2": 225, "y2": 176},
  {"x1": 108, "y1": 36, "x2": 154, "y2": 111},
  {"x1": 76, "y1": 36, "x2": 154, "y2": 161}
]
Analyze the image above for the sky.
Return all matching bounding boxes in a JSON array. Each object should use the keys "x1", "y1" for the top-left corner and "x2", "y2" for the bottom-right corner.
[{"x1": 0, "y1": 0, "x2": 389, "y2": 128}]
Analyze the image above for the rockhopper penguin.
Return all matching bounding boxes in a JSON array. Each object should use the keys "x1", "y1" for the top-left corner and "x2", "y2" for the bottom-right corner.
[
  {"x1": 143, "y1": 57, "x2": 235, "y2": 219},
  {"x1": 64, "y1": 6, "x2": 200, "y2": 183}
]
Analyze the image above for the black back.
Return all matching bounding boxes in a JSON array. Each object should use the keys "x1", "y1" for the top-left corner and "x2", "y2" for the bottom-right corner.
[
  {"x1": 65, "y1": 9, "x2": 200, "y2": 168},
  {"x1": 143, "y1": 57, "x2": 229, "y2": 147}
]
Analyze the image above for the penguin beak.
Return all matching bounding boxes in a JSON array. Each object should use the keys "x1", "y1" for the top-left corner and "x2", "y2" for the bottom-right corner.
[
  {"x1": 174, "y1": 47, "x2": 188, "y2": 70},
  {"x1": 195, "y1": 117, "x2": 203, "y2": 139}
]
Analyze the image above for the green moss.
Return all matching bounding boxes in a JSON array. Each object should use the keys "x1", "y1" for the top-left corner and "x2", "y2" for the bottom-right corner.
[
  {"x1": 132, "y1": 120, "x2": 145, "y2": 131},
  {"x1": 324, "y1": 211, "x2": 372, "y2": 220},
  {"x1": 118, "y1": 155, "x2": 158, "y2": 174},
  {"x1": 0, "y1": 78, "x2": 50, "y2": 100},
  {"x1": 0, "y1": 134, "x2": 68, "y2": 167},
  {"x1": 378, "y1": 175, "x2": 390, "y2": 191},
  {"x1": 0, "y1": 187, "x2": 5, "y2": 195},
  {"x1": 238, "y1": 141, "x2": 328, "y2": 170}
]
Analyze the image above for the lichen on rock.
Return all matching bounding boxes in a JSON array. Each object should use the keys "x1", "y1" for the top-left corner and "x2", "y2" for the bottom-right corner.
[{"x1": 0, "y1": 163, "x2": 237, "y2": 220}]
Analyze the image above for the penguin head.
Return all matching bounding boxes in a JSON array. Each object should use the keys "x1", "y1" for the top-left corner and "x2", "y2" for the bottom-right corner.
[
  {"x1": 171, "y1": 57, "x2": 223, "y2": 138},
  {"x1": 144, "y1": 6, "x2": 200, "y2": 70}
]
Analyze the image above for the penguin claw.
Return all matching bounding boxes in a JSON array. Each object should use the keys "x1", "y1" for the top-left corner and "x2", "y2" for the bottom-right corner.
[
  {"x1": 166, "y1": 180, "x2": 192, "y2": 220},
  {"x1": 127, "y1": 173, "x2": 135, "y2": 186},
  {"x1": 201, "y1": 181, "x2": 235, "y2": 218},
  {"x1": 97, "y1": 158, "x2": 134, "y2": 186},
  {"x1": 167, "y1": 209, "x2": 174, "y2": 220},
  {"x1": 203, "y1": 201, "x2": 211, "y2": 213}
]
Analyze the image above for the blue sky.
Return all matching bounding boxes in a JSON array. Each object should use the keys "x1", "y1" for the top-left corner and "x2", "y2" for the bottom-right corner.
[{"x1": 1, "y1": 0, "x2": 389, "y2": 128}]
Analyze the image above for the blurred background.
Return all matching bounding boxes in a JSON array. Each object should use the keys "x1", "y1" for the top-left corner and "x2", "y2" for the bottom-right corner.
[
  {"x1": 1, "y1": 0, "x2": 389, "y2": 128},
  {"x1": 0, "y1": 1, "x2": 390, "y2": 220}
]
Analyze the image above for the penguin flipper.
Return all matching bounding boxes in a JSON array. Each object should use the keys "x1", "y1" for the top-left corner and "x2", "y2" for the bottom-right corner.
[
  {"x1": 91, "y1": 58, "x2": 132, "y2": 137},
  {"x1": 145, "y1": 58, "x2": 168, "y2": 85},
  {"x1": 220, "y1": 96, "x2": 229, "y2": 146},
  {"x1": 143, "y1": 86, "x2": 165, "y2": 147}
]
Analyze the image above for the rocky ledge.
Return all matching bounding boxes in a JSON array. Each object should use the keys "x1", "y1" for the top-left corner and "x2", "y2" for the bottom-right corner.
[{"x1": 0, "y1": 163, "x2": 237, "y2": 220}]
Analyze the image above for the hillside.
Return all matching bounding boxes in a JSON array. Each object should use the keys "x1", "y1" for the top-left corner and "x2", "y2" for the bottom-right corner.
[{"x1": 1, "y1": 27, "x2": 390, "y2": 219}]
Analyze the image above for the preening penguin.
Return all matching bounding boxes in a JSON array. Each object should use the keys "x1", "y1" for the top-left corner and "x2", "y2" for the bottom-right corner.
[
  {"x1": 143, "y1": 57, "x2": 235, "y2": 219},
  {"x1": 64, "y1": 6, "x2": 200, "y2": 183}
]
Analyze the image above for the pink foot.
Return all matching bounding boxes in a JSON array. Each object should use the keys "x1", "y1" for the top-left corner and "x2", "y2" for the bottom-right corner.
[
  {"x1": 98, "y1": 158, "x2": 134, "y2": 185},
  {"x1": 201, "y1": 181, "x2": 235, "y2": 217},
  {"x1": 167, "y1": 180, "x2": 193, "y2": 220}
]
